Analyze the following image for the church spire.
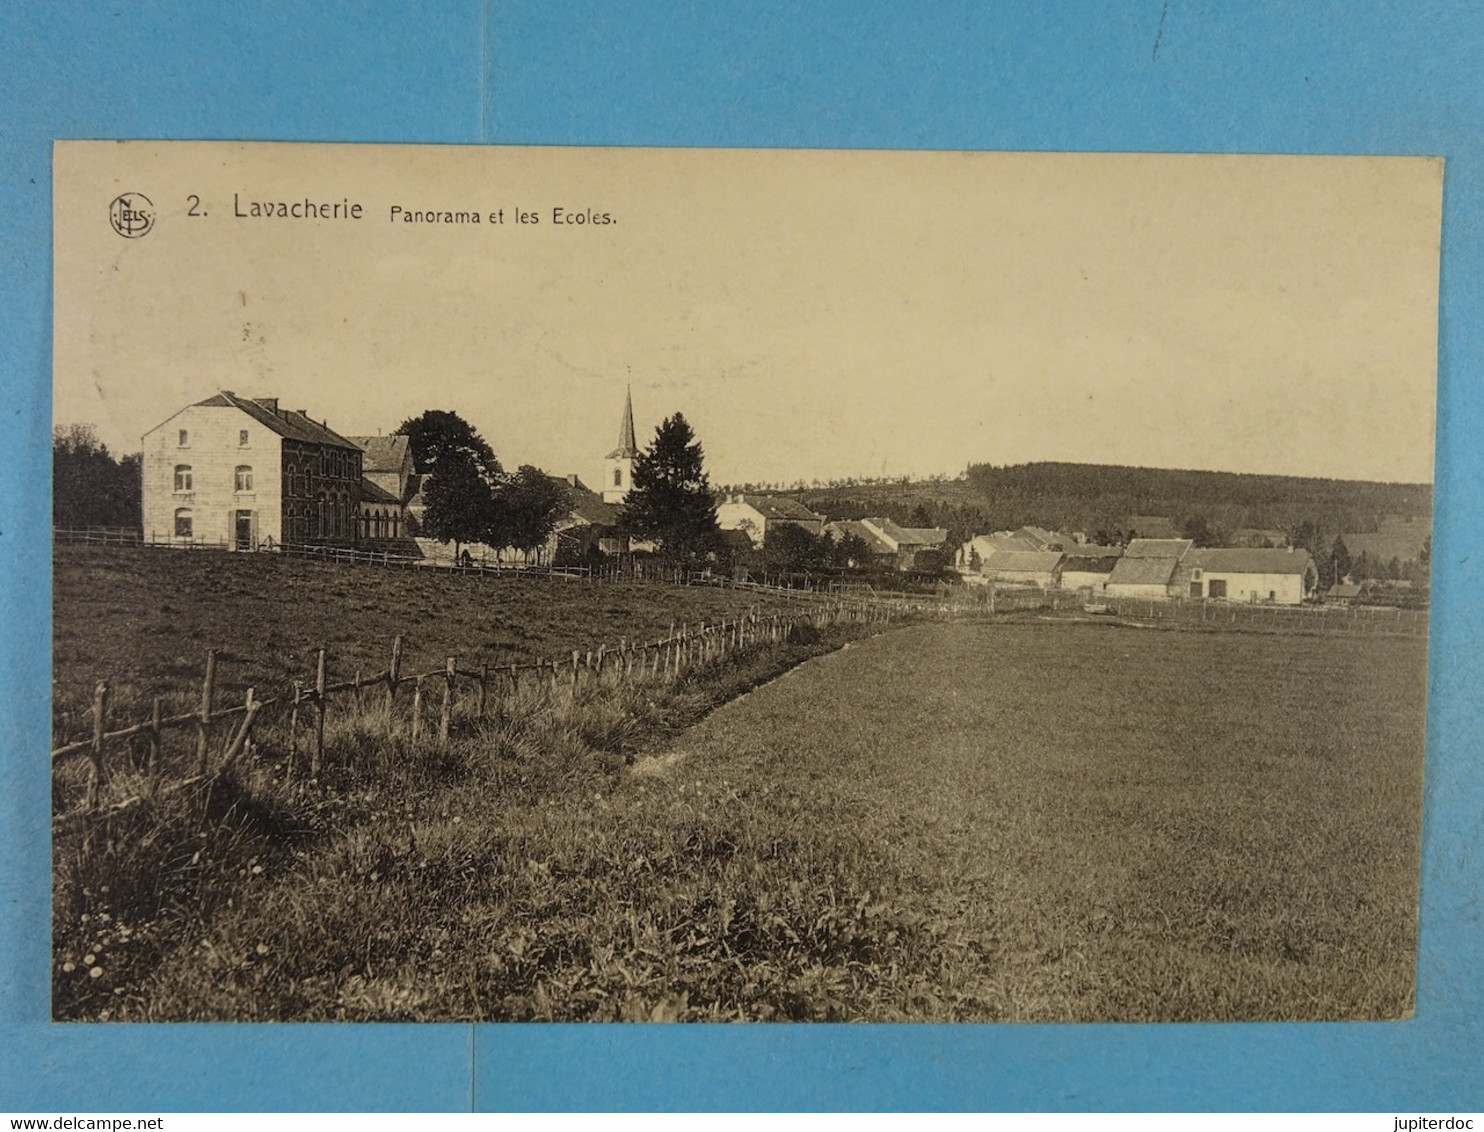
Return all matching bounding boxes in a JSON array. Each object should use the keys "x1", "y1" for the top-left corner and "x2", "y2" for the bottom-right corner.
[
  {"x1": 608, "y1": 385, "x2": 638, "y2": 459},
  {"x1": 603, "y1": 386, "x2": 639, "y2": 503}
]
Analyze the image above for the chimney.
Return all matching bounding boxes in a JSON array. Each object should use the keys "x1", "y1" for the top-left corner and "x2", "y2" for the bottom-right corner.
[{"x1": 566, "y1": 474, "x2": 578, "y2": 486}]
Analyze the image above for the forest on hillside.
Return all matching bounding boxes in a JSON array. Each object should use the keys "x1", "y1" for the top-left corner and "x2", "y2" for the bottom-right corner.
[{"x1": 786, "y1": 461, "x2": 1431, "y2": 564}]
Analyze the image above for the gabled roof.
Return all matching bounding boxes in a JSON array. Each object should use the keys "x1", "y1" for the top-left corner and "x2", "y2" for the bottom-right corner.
[
  {"x1": 182, "y1": 392, "x2": 363, "y2": 451},
  {"x1": 1128, "y1": 515, "x2": 1181, "y2": 539},
  {"x1": 1107, "y1": 555, "x2": 1181, "y2": 587},
  {"x1": 1329, "y1": 582, "x2": 1365, "y2": 599},
  {"x1": 548, "y1": 473, "x2": 622, "y2": 527},
  {"x1": 347, "y1": 434, "x2": 412, "y2": 473},
  {"x1": 1123, "y1": 538, "x2": 1193, "y2": 559},
  {"x1": 968, "y1": 534, "x2": 1039, "y2": 556},
  {"x1": 872, "y1": 518, "x2": 949, "y2": 548},
  {"x1": 983, "y1": 550, "x2": 1063, "y2": 573},
  {"x1": 826, "y1": 520, "x2": 895, "y2": 556},
  {"x1": 730, "y1": 495, "x2": 824, "y2": 523},
  {"x1": 1062, "y1": 554, "x2": 1123, "y2": 573},
  {"x1": 1185, "y1": 547, "x2": 1315, "y2": 576},
  {"x1": 359, "y1": 477, "x2": 402, "y2": 506}
]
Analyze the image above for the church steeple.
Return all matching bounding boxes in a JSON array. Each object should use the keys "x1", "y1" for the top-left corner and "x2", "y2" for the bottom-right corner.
[{"x1": 603, "y1": 386, "x2": 639, "y2": 503}]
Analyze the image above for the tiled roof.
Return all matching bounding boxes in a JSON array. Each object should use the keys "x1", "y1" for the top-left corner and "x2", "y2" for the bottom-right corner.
[
  {"x1": 969, "y1": 534, "x2": 1038, "y2": 556},
  {"x1": 347, "y1": 434, "x2": 411, "y2": 473},
  {"x1": 1106, "y1": 555, "x2": 1180, "y2": 587},
  {"x1": 192, "y1": 392, "x2": 363, "y2": 451},
  {"x1": 358, "y1": 477, "x2": 402, "y2": 505},
  {"x1": 1062, "y1": 554, "x2": 1122, "y2": 573},
  {"x1": 1123, "y1": 538, "x2": 1193, "y2": 559},
  {"x1": 875, "y1": 519, "x2": 949, "y2": 547},
  {"x1": 739, "y1": 496, "x2": 824, "y2": 523},
  {"x1": 1128, "y1": 515, "x2": 1181, "y2": 539},
  {"x1": 983, "y1": 551, "x2": 1063, "y2": 573},
  {"x1": 1185, "y1": 547, "x2": 1314, "y2": 575},
  {"x1": 548, "y1": 474, "x2": 622, "y2": 526}
]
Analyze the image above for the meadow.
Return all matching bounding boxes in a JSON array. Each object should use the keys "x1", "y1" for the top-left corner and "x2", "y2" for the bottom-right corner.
[{"x1": 51, "y1": 547, "x2": 1427, "y2": 1021}]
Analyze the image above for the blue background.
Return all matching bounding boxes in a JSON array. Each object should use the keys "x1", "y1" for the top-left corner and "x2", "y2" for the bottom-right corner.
[{"x1": 3, "y1": 0, "x2": 1480, "y2": 1112}]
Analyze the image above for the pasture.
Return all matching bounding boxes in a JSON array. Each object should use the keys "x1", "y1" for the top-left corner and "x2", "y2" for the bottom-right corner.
[{"x1": 51, "y1": 548, "x2": 1427, "y2": 1022}]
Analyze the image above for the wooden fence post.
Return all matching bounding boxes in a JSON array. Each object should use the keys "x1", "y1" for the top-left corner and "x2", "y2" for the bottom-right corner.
[
  {"x1": 86, "y1": 681, "x2": 109, "y2": 813},
  {"x1": 288, "y1": 680, "x2": 302, "y2": 778},
  {"x1": 312, "y1": 647, "x2": 327, "y2": 778},
  {"x1": 195, "y1": 648, "x2": 217, "y2": 776},
  {"x1": 571, "y1": 650, "x2": 581, "y2": 692},
  {"x1": 146, "y1": 695, "x2": 162, "y2": 800},
  {"x1": 386, "y1": 634, "x2": 404, "y2": 714},
  {"x1": 478, "y1": 663, "x2": 489, "y2": 718},
  {"x1": 411, "y1": 676, "x2": 424, "y2": 742},
  {"x1": 440, "y1": 656, "x2": 455, "y2": 748}
]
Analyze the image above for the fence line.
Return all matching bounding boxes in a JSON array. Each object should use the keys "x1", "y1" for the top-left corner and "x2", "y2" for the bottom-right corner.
[{"x1": 51, "y1": 595, "x2": 932, "y2": 830}]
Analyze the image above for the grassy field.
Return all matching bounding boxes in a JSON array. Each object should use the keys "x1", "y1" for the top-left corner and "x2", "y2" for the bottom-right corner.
[
  {"x1": 52, "y1": 544, "x2": 809, "y2": 742},
  {"x1": 52, "y1": 548, "x2": 1427, "y2": 1022}
]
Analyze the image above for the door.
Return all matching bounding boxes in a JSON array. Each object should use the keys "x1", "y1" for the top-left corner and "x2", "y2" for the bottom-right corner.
[
  {"x1": 1208, "y1": 578, "x2": 1227, "y2": 599},
  {"x1": 235, "y1": 510, "x2": 254, "y2": 551}
]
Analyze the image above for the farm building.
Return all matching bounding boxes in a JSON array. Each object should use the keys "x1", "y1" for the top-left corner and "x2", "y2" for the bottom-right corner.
[
  {"x1": 825, "y1": 519, "x2": 897, "y2": 565},
  {"x1": 853, "y1": 518, "x2": 950, "y2": 571},
  {"x1": 981, "y1": 550, "x2": 1063, "y2": 588},
  {"x1": 1326, "y1": 582, "x2": 1365, "y2": 606},
  {"x1": 956, "y1": 532, "x2": 1037, "y2": 569},
  {"x1": 1126, "y1": 515, "x2": 1181, "y2": 540},
  {"x1": 716, "y1": 494, "x2": 827, "y2": 548},
  {"x1": 1059, "y1": 548, "x2": 1124, "y2": 593},
  {"x1": 142, "y1": 391, "x2": 364, "y2": 550},
  {"x1": 547, "y1": 474, "x2": 626, "y2": 561},
  {"x1": 1104, "y1": 538, "x2": 1193, "y2": 599},
  {"x1": 1177, "y1": 547, "x2": 1317, "y2": 605}
]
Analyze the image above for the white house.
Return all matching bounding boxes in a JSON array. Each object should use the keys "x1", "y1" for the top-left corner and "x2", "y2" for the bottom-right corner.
[
  {"x1": 142, "y1": 392, "x2": 363, "y2": 550},
  {"x1": 1177, "y1": 547, "x2": 1317, "y2": 605},
  {"x1": 716, "y1": 494, "x2": 826, "y2": 548}
]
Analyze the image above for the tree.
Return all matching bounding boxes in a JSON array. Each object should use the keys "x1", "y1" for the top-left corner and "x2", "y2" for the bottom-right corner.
[
  {"x1": 396, "y1": 410, "x2": 500, "y2": 477},
  {"x1": 53, "y1": 424, "x2": 141, "y2": 530},
  {"x1": 1179, "y1": 514, "x2": 1217, "y2": 547},
  {"x1": 618, "y1": 413, "x2": 719, "y2": 564},
  {"x1": 493, "y1": 465, "x2": 568, "y2": 560},
  {"x1": 1329, "y1": 535, "x2": 1352, "y2": 586},
  {"x1": 763, "y1": 524, "x2": 831, "y2": 572},
  {"x1": 420, "y1": 450, "x2": 494, "y2": 558},
  {"x1": 398, "y1": 410, "x2": 502, "y2": 557}
]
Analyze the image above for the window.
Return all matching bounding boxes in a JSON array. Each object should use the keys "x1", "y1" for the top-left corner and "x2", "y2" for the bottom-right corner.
[
  {"x1": 178, "y1": 429, "x2": 189, "y2": 446},
  {"x1": 613, "y1": 468, "x2": 623, "y2": 487},
  {"x1": 174, "y1": 508, "x2": 193, "y2": 538},
  {"x1": 174, "y1": 465, "x2": 193, "y2": 492},
  {"x1": 235, "y1": 465, "x2": 253, "y2": 491},
  {"x1": 239, "y1": 429, "x2": 250, "y2": 447},
  {"x1": 1191, "y1": 568, "x2": 1203, "y2": 580}
]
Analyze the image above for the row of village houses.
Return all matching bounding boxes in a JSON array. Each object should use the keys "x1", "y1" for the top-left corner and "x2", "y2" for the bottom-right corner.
[{"x1": 140, "y1": 390, "x2": 1319, "y2": 603}]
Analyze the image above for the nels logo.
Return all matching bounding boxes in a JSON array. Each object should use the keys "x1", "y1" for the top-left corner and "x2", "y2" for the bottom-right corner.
[{"x1": 109, "y1": 192, "x2": 155, "y2": 238}]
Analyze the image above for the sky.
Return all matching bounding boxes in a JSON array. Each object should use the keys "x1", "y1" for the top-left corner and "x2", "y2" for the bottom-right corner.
[{"x1": 54, "y1": 143, "x2": 1442, "y2": 487}]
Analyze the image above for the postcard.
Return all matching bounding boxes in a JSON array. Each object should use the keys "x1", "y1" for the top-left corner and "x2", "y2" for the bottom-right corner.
[{"x1": 50, "y1": 141, "x2": 1440, "y2": 1022}]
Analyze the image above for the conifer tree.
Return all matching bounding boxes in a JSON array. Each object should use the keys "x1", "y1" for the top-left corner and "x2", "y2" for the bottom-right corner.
[{"x1": 618, "y1": 413, "x2": 719, "y2": 564}]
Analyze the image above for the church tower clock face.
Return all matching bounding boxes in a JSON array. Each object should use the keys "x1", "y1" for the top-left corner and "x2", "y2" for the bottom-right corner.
[{"x1": 603, "y1": 387, "x2": 638, "y2": 504}]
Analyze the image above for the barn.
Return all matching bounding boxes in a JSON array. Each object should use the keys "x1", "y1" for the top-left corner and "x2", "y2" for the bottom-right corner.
[
  {"x1": 1177, "y1": 547, "x2": 1317, "y2": 605},
  {"x1": 1103, "y1": 538, "x2": 1193, "y2": 599}
]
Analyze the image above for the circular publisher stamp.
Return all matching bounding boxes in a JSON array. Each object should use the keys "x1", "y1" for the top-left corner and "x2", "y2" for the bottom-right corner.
[{"x1": 108, "y1": 192, "x2": 155, "y2": 238}]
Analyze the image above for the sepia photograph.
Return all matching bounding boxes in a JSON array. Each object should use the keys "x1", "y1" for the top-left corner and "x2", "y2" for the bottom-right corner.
[{"x1": 50, "y1": 141, "x2": 1440, "y2": 1023}]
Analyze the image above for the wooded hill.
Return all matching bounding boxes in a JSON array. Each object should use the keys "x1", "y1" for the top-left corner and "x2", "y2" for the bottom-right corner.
[{"x1": 786, "y1": 462, "x2": 1432, "y2": 551}]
